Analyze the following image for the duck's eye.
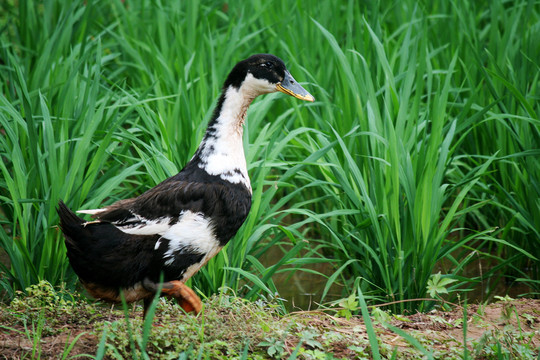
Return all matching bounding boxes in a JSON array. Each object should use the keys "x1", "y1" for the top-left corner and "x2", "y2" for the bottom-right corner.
[{"x1": 260, "y1": 61, "x2": 274, "y2": 69}]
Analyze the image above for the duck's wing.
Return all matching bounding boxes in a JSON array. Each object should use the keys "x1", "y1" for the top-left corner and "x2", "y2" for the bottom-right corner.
[{"x1": 78, "y1": 180, "x2": 222, "y2": 236}]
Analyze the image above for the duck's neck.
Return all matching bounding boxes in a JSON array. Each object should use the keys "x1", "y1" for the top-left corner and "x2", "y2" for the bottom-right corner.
[{"x1": 193, "y1": 85, "x2": 255, "y2": 192}]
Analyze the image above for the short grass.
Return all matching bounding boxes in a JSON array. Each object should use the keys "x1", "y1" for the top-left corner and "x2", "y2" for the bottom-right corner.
[
  {"x1": 1, "y1": 281, "x2": 539, "y2": 359},
  {"x1": 0, "y1": 0, "x2": 539, "y2": 316}
]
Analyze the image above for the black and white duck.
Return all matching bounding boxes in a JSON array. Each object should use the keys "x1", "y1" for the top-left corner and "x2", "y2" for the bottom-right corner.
[{"x1": 57, "y1": 54, "x2": 314, "y2": 315}]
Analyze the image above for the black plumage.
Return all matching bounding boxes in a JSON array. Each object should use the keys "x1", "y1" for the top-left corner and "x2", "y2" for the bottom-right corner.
[
  {"x1": 58, "y1": 201, "x2": 157, "y2": 289},
  {"x1": 57, "y1": 54, "x2": 314, "y2": 315},
  {"x1": 94, "y1": 172, "x2": 252, "y2": 244}
]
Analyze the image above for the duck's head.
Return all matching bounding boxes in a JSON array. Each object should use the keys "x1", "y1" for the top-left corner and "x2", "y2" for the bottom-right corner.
[{"x1": 224, "y1": 54, "x2": 314, "y2": 102}]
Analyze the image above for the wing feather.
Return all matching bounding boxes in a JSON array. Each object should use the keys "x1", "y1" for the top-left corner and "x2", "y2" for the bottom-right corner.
[
  {"x1": 77, "y1": 209, "x2": 106, "y2": 215},
  {"x1": 88, "y1": 181, "x2": 216, "y2": 235}
]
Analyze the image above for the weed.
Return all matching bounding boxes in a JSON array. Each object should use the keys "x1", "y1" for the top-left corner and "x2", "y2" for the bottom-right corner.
[
  {"x1": 427, "y1": 272, "x2": 458, "y2": 300},
  {"x1": 259, "y1": 336, "x2": 287, "y2": 359},
  {"x1": 335, "y1": 293, "x2": 358, "y2": 321},
  {"x1": 472, "y1": 329, "x2": 537, "y2": 360}
]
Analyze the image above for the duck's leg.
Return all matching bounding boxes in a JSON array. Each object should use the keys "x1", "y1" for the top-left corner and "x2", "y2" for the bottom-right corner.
[
  {"x1": 161, "y1": 280, "x2": 202, "y2": 314},
  {"x1": 142, "y1": 278, "x2": 202, "y2": 314},
  {"x1": 143, "y1": 296, "x2": 153, "y2": 319}
]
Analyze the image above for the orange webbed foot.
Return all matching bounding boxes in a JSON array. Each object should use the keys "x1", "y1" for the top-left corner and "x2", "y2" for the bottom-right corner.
[{"x1": 161, "y1": 280, "x2": 202, "y2": 314}]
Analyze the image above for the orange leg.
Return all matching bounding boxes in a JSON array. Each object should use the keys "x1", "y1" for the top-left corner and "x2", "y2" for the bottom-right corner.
[{"x1": 161, "y1": 280, "x2": 202, "y2": 314}]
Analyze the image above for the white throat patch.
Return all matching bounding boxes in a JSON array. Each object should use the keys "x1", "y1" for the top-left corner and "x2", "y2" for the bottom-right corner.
[{"x1": 194, "y1": 76, "x2": 276, "y2": 193}]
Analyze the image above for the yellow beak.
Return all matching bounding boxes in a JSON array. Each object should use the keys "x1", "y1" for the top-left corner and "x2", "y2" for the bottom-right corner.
[{"x1": 276, "y1": 71, "x2": 315, "y2": 102}]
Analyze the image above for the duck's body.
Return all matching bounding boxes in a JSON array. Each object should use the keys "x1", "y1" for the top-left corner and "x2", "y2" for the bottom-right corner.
[{"x1": 58, "y1": 54, "x2": 313, "y2": 314}]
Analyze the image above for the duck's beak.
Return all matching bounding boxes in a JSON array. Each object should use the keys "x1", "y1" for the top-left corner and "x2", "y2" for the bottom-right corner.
[{"x1": 276, "y1": 71, "x2": 315, "y2": 102}]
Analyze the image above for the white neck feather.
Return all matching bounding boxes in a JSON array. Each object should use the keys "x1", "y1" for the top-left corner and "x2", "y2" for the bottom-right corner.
[{"x1": 196, "y1": 77, "x2": 274, "y2": 192}]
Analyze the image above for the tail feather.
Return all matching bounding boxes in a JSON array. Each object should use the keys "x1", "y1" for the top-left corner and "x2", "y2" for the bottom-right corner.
[
  {"x1": 57, "y1": 200, "x2": 157, "y2": 289},
  {"x1": 57, "y1": 200, "x2": 85, "y2": 245}
]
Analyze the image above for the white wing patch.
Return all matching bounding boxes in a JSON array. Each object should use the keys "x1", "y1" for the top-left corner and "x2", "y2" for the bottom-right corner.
[
  {"x1": 77, "y1": 208, "x2": 106, "y2": 215},
  {"x1": 162, "y1": 211, "x2": 221, "y2": 270},
  {"x1": 115, "y1": 215, "x2": 172, "y2": 236},
  {"x1": 77, "y1": 208, "x2": 172, "y2": 236}
]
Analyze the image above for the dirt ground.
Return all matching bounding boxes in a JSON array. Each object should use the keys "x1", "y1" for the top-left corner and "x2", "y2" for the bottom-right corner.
[
  {"x1": 0, "y1": 297, "x2": 538, "y2": 359},
  {"x1": 384, "y1": 298, "x2": 540, "y2": 357}
]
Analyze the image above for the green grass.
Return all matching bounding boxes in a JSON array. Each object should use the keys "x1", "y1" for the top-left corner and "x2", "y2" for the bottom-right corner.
[
  {"x1": 1, "y1": 281, "x2": 538, "y2": 359},
  {"x1": 0, "y1": 0, "x2": 539, "y2": 316},
  {"x1": 298, "y1": 3, "x2": 540, "y2": 310}
]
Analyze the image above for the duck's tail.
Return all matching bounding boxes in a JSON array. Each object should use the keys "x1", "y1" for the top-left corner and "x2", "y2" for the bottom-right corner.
[
  {"x1": 57, "y1": 200, "x2": 156, "y2": 290},
  {"x1": 57, "y1": 200, "x2": 85, "y2": 243}
]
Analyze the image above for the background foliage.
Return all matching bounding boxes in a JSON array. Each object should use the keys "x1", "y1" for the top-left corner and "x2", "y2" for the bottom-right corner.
[{"x1": 0, "y1": 0, "x2": 538, "y2": 313}]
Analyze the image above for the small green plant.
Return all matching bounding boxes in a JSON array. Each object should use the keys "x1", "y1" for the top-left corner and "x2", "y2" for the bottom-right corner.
[
  {"x1": 494, "y1": 295, "x2": 516, "y2": 320},
  {"x1": 9, "y1": 280, "x2": 99, "y2": 328},
  {"x1": 25, "y1": 310, "x2": 45, "y2": 359},
  {"x1": 347, "y1": 345, "x2": 370, "y2": 360},
  {"x1": 427, "y1": 272, "x2": 458, "y2": 300},
  {"x1": 259, "y1": 335, "x2": 287, "y2": 358},
  {"x1": 336, "y1": 292, "x2": 358, "y2": 320},
  {"x1": 298, "y1": 329, "x2": 323, "y2": 350},
  {"x1": 371, "y1": 307, "x2": 391, "y2": 325}
]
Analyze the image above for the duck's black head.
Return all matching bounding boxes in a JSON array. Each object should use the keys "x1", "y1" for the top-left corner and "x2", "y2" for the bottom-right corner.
[{"x1": 224, "y1": 54, "x2": 314, "y2": 102}]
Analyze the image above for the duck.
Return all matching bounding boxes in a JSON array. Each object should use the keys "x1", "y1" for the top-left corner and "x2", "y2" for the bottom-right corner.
[{"x1": 57, "y1": 54, "x2": 314, "y2": 316}]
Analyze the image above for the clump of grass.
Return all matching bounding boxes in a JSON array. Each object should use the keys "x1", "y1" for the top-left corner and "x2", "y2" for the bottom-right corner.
[
  {"x1": 2, "y1": 281, "x2": 102, "y2": 333},
  {"x1": 0, "y1": 1, "x2": 149, "y2": 297},
  {"x1": 290, "y1": 1, "x2": 540, "y2": 310},
  {"x1": 0, "y1": 281, "x2": 103, "y2": 358},
  {"x1": 97, "y1": 295, "x2": 285, "y2": 359},
  {"x1": 95, "y1": 293, "x2": 375, "y2": 359}
]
